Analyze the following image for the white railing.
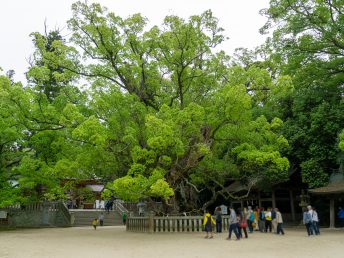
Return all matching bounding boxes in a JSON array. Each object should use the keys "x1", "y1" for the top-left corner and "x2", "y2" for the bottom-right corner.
[{"x1": 114, "y1": 200, "x2": 128, "y2": 214}]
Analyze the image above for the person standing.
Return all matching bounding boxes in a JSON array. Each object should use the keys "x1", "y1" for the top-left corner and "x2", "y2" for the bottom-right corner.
[
  {"x1": 265, "y1": 208, "x2": 272, "y2": 233},
  {"x1": 215, "y1": 207, "x2": 222, "y2": 233},
  {"x1": 247, "y1": 206, "x2": 254, "y2": 233},
  {"x1": 303, "y1": 207, "x2": 314, "y2": 236},
  {"x1": 203, "y1": 210, "x2": 216, "y2": 239},
  {"x1": 122, "y1": 211, "x2": 127, "y2": 225},
  {"x1": 258, "y1": 207, "x2": 266, "y2": 232},
  {"x1": 227, "y1": 207, "x2": 240, "y2": 240},
  {"x1": 275, "y1": 208, "x2": 285, "y2": 235},
  {"x1": 312, "y1": 207, "x2": 320, "y2": 235},
  {"x1": 254, "y1": 207, "x2": 259, "y2": 231},
  {"x1": 337, "y1": 207, "x2": 344, "y2": 228},
  {"x1": 99, "y1": 213, "x2": 104, "y2": 226}
]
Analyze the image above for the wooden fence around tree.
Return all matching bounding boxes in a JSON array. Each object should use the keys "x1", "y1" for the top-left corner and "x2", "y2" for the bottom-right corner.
[{"x1": 126, "y1": 213, "x2": 231, "y2": 233}]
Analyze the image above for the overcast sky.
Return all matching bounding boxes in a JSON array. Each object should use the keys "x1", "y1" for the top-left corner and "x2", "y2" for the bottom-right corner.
[{"x1": 0, "y1": 0, "x2": 270, "y2": 83}]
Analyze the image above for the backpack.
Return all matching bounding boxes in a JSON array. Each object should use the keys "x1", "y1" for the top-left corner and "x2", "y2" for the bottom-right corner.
[{"x1": 259, "y1": 211, "x2": 265, "y2": 220}]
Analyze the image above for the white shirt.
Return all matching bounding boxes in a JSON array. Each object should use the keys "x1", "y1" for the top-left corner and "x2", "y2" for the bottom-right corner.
[{"x1": 310, "y1": 210, "x2": 319, "y2": 222}]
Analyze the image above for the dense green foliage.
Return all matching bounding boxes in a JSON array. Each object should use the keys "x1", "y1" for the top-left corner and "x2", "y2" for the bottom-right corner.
[
  {"x1": 0, "y1": 0, "x2": 343, "y2": 209},
  {"x1": 260, "y1": 0, "x2": 344, "y2": 188}
]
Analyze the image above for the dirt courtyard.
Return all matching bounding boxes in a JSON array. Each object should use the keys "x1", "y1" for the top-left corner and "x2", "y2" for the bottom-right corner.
[{"x1": 0, "y1": 226, "x2": 343, "y2": 258}]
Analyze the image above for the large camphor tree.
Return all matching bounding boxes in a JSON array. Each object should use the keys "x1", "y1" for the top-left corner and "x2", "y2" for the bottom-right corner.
[{"x1": 1, "y1": 1, "x2": 290, "y2": 210}]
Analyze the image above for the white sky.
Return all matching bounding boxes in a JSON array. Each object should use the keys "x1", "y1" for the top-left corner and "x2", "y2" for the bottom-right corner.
[{"x1": 0, "y1": 0, "x2": 270, "y2": 83}]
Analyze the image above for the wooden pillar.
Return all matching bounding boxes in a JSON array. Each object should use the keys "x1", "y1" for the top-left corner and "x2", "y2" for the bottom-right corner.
[
  {"x1": 289, "y1": 190, "x2": 296, "y2": 221},
  {"x1": 272, "y1": 190, "x2": 276, "y2": 208},
  {"x1": 330, "y1": 198, "x2": 335, "y2": 229}
]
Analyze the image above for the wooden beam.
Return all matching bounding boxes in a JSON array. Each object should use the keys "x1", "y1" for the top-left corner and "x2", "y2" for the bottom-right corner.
[
  {"x1": 330, "y1": 198, "x2": 335, "y2": 229},
  {"x1": 289, "y1": 190, "x2": 296, "y2": 221}
]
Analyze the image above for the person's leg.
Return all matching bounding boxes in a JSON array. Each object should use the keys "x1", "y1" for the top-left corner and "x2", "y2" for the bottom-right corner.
[
  {"x1": 243, "y1": 227, "x2": 248, "y2": 238},
  {"x1": 269, "y1": 221, "x2": 272, "y2": 232},
  {"x1": 305, "y1": 224, "x2": 310, "y2": 236},
  {"x1": 280, "y1": 223, "x2": 285, "y2": 235},
  {"x1": 314, "y1": 221, "x2": 320, "y2": 235},
  {"x1": 309, "y1": 222, "x2": 314, "y2": 235},
  {"x1": 306, "y1": 223, "x2": 314, "y2": 236},
  {"x1": 313, "y1": 222, "x2": 319, "y2": 235},
  {"x1": 273, "y1": 219, "x2": 278, "y2": 233},
  {"x1": 259, "y1": 220, "x2": 265, "y2": 232},
  {"x1": 277, "y1": 223, "x2": 280, "y2": 234},
  {"x1": 234, "y1": 224, "x2": 240, "y2": 240},
  {"x1": 248, "y1": 220, "x2": 253, "y2": 233},
  {"x1": 210, "y1": 228, "x2": 214, "y2": 238},
  {"x1": 205, "y1": 229, "x2": 209, "y2": 238},
  {"x1": 265, "y1": 221, "x2": 269, "y2": 232},
  {"x1": 265, "y1": 221, "x2": 268, "y2": 232},
  {"x1": 227, "y1": 224, "x2": 233, "y2": 239},
  {"x1": 216, "y1": 222, "x2": 221, "y2": 233}
]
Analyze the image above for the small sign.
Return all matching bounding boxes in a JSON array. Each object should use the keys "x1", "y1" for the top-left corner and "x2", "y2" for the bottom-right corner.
[
  {"x1": 0, "y1": 211, "x2": 7, "y2": 219},
  {"x1": 220, "y1": 205, "x2": 227, "y2": 215}
]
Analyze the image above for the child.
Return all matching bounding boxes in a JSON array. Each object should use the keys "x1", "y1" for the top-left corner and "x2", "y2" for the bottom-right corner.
[
  {"x1": 122, "y1": 211, "x2": 127, "y2": 225},
  {"x1": 92, "y1": 218, "x2": 98, "y2": 230},
  {"x1": 203, "y1": 210, "x2": 216, "y2": 239}
]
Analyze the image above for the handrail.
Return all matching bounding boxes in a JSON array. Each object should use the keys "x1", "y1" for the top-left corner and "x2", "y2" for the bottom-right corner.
[
  {"x1": 114, "y1": 200, "x2": 128, "y2": 214},
  {"x1": 58, "y1": 202, "x2": 71, "y2": 225}
]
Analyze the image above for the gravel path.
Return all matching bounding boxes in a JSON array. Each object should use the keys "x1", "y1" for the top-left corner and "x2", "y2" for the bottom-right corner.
[{"x1": 0, "y1": 226, "x2": 343, "y2": 258}]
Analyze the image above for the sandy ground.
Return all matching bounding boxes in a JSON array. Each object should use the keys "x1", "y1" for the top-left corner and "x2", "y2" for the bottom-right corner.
[{"x1": 0, "y1": 226, "x2": 343, "y2": 258}]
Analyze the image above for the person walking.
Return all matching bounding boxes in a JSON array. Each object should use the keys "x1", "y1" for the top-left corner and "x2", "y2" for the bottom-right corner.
[
  {"x1": 337, "y1": 207, "x2": 344, "y2": 227},
  {"x1": 227, "y1": 207, "x2": 240, "y2": 240},
  {"x1": 203, "y1": 210, "x2": 216, "y2": 239},
  {"x1": 237, "y1": 208, "x2": 248, "y2": 239},
  {"x1": 215, "y1": 207, "x2": 222, "y2": 233},
  {"x1": 275, "y1": 208, "x2": 285, "y2": 235}
]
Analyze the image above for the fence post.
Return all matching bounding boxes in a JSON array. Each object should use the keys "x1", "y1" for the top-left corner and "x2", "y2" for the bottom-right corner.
[{"x1": 148, "y1": 211, "x2": 155, "y2": 233}]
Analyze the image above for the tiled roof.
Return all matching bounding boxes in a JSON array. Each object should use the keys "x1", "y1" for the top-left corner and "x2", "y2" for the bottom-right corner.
[{"x1": 309, "y1": 181, "x2": 344, "y2": 194}]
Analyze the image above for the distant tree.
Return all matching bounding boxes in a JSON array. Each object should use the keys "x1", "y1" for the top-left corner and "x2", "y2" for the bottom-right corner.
[{"x1": 260, "y1": 0, "x2": 344, "y2": 188}]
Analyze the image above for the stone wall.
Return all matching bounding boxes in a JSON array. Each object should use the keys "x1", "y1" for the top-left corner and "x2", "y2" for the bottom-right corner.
[{"x1": 2, "y1": 202, "x2": 71, "y2": 228}]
